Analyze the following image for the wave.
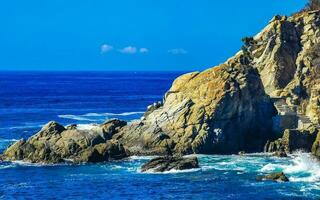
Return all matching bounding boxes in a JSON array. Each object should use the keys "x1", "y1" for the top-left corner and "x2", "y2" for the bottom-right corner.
[
  {"x1": 0, "y1": 124, "x2": 42, "y2": 130},
  {"x1": 83, "y1": 112, "x2": 144, "y2": 117},
  {"x1": 260, "y1": 152, "x2": 320, "y2": 182},
  {"x1": 58, "y1": 114, "x2": 97, "y2": 121},
  {"x1": 58, "y1": 111, "x2": 144, "y2": 122}
]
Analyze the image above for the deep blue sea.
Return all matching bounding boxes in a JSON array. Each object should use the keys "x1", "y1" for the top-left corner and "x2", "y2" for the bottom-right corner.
[{"x1": 0, "y1": 71, "x2": 320, "y2": 199}]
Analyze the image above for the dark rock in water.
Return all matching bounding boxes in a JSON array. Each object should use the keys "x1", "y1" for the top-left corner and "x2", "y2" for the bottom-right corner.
[
  {"x1": 272, "y1": 150, "x2": 288, "y2": 157},
  {"x1": 256, "y1": 172, "x2": 289, "y2": 182},
  {"x1": 141, "y1": 156, "x2": 199, "y2": 172},
  {"x1": 0, "y1": 121, "x2": 128, "y2": 164}
]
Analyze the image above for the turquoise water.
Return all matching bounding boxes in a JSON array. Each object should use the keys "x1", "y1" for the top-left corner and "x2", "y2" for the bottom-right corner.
[{"x1": 0, "y1": 72, "x2": 320, "y2": 199}]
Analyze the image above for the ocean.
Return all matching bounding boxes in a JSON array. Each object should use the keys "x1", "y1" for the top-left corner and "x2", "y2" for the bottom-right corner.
[{"x1": 0, "y1": 71, "x2": 319, "y2": 199}]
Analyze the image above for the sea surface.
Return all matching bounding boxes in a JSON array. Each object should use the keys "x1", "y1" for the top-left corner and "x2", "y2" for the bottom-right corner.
[{"x1": 0, "y1": 71, "x2": 320, "y2": 199}]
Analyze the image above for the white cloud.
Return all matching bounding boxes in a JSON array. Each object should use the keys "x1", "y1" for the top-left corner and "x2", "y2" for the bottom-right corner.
[
  {"x1": 139, "y1": 48, "x2": 149, "y2": 53},
  {"x1": 100, "y1": 44, "x2": 113, "y2": 54},
  {"x1": 168, "y1": 48, "x2": 187, "y2": 54},
  {"x1": 119, "y1": 46, "x2": 137, "y2": 54}
]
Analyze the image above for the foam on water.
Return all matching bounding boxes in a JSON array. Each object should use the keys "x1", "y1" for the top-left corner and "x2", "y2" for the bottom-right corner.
[
  {"x1": 83, "y1": 112, "x2": 144, "y2": 117},
  {"x1": 58, "y1": 111, "x2": 144, "y2": 122},
  {"x1": 58, "y1": 114, "x2": 97, "y2": 121},
  {"x1": 260, "y1": 152, "x2": 320, "y2": 182}
]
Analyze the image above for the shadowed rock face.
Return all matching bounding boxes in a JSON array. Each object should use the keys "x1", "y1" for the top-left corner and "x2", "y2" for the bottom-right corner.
[{"x1": 1, "y1": 121, "x2": 128, "y2": 163}]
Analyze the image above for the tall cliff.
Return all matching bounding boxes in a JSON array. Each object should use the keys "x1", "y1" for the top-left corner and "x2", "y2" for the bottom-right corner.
[{"x1": 114, "y1": 10, "x2": 320, "y2": 156}]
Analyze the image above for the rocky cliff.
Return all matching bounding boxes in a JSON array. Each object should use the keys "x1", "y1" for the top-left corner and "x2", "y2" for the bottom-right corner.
[
  {"x1": 2, "y1": 10, "x2": 320, "y2": 163},
  {"x1": 114, "y1": 10, "x2": 320, "y2": 156}
]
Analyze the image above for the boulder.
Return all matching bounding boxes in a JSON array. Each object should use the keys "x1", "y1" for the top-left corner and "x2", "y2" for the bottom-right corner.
[
  {"x1": 256, "y1": 172, "x2": 289, "y2": 182},
  {"x1": 140, "y1": 156, "x2": 199, "y2": 172}
]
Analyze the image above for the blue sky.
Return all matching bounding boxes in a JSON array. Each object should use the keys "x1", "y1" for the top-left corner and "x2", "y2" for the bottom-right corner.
[{"x1": 0, "y1": 0, "x2": 306, "y2": 71}]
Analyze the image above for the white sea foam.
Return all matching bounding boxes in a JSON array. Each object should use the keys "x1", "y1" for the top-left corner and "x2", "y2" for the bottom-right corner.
[
  {"x1": 0, "y1": 124, "x2": 42, "y2": 130},
  {"x1": 58, "y1": 114, "x2": 97, "y2": 121},
  {"x1": 76, "y1": 124, "x2": 99, "y2": 130},
  {"x1": 129, "y1": 156, "x2": 156, "y2": 160},
  {"x1": 260, "y1": 152, "x2": 320, "y2": 182},
  {"x1": 83, "y1": 112, "x2": 144, "y2": 117},
  {"x1": 58, "y1": 111, "x2": 144, "y2": 122}
]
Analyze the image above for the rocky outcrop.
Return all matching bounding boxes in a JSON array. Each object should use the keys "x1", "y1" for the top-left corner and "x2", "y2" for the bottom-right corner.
[
  {"x1": 114, "y1": 11, "x2": 320, "y2": 156},
  {"x1": 140, "y1": 156, "x2": 199, "y2": 172},
  {"x1": 0, "y1": 120, "x2": 128, "y2": 163},
  {"x1": 115, "y1": 63, "x2": 275, "y2": 155},
  {"x1": 256, "y1": 172, "x2": 289, "y2": 182},
  {"x1": 2, "y1": 11, "x2": 320, "y2": 162}
]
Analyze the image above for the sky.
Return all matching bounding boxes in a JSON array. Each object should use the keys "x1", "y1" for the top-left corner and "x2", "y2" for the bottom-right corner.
[{"x1": 0, "y1": 0, "x2": 307, "y2": 71}]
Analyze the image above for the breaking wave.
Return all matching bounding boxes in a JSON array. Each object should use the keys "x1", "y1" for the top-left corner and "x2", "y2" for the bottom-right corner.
[{"x1": 260, "y1": 152, "x2": 320, "y2": 182}]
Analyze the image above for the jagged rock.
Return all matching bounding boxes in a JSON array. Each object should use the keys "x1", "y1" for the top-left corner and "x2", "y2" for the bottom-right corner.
[
  {"x1": 144, "y1": 101, "x2": 163, "y2": 118},
  {"x1": 100, "y1": 119, "x2": 127, "y2": 140},
  {"x1": 140, "y1": 156, "x2": 199, "y2": 172},
  {"x1": 1, "y1": 120, "x2": 128, "y2": 163},
  {"x1": 256, "y1": 172, "x2": 289, "y2": 182}
]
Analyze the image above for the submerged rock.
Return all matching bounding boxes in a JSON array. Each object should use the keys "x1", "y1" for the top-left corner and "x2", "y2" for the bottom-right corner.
[
  {"x1": 256, "y1": 172, "x2": 289, "y2": 182},
  {"x1": 140, "y1": 156, "x2": 199, "y2": 172},
  {"x1": 1, "y1": 120, "x2": 128, "y2": 164}
]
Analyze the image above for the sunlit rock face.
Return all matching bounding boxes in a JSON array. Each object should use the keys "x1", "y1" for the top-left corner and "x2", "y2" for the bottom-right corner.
[{"x1": 116, "y1": 10, "x2": 320, "y2": 156}]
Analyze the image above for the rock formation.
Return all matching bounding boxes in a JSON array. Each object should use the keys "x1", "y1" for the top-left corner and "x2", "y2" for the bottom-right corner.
[
  {"x1": 2, "y1": 10, "x2": 320, "y2": 163},
  {"x1": 256, "y1": 172, "x2": 289, "y2": 182},
  {"x1": 0, "y1": 121, "x2": 128, "y2": 163}
]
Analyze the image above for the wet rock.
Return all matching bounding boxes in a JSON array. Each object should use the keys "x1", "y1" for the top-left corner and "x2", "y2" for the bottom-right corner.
[
  {"x1": 140, "y1": 156, "x2": 199, "y2": 172},
  {"x1": 256, "y1": 172, "x2": 289, "y2": 182}
]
